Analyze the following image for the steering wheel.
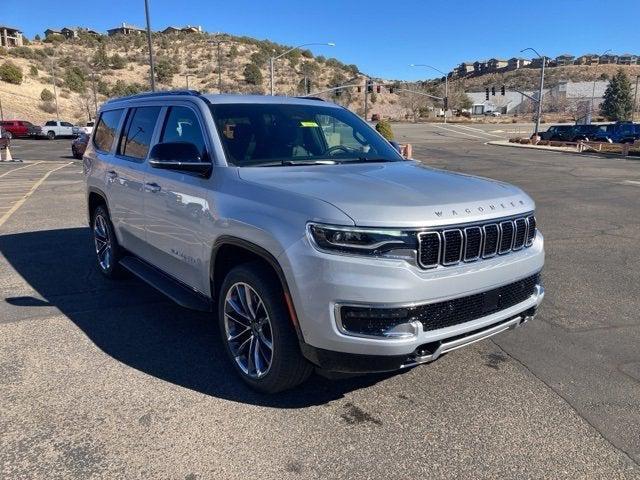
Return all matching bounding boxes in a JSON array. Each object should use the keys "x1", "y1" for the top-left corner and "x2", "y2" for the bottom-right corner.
[{"x1": 325, "y1": 145, "x2": 352, "y2": 156}]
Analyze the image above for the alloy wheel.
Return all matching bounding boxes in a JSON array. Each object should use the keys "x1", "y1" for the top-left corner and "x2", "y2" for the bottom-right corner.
[
  {"x1": 93, "y1": 214, "x2": 112, "y2": 271},
  {"x1": 223, "y1": 282, "x2": 274, "y2": 379}
]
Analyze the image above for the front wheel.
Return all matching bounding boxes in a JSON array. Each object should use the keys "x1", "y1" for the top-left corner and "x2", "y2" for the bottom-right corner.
[
  {"x1": 218, "y1": 263, "x2": 313, "y2": 393},
  {"x1": 47, "y1": 131, "x2": 55, "y2": 140}
]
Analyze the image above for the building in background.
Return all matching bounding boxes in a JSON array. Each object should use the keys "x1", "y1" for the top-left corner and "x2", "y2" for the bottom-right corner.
[
  {"x1": 107, "y1": 23, "x2": 145, "y2": 36},
  {"x1": 0, "y1": 25, "x2": 24, "y2": 48}
]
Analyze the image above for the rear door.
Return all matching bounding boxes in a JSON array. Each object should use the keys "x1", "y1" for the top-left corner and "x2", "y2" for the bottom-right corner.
[{"x1": 143, "y1": 104, "x2": 213, "y2": 293}]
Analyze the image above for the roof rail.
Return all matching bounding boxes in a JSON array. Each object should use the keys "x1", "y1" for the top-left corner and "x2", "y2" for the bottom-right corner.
[
  {"x1": 295, "y1": 96, "x2": 324, "y2": 102},
  {"x1": 105, "y1": 89, "x2": 201, "y2": 104}
]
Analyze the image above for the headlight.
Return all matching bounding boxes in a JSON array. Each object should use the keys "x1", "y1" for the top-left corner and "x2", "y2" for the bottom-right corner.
[{"x1": 307, "y1": 223, "x2": 417, "y2": 261}]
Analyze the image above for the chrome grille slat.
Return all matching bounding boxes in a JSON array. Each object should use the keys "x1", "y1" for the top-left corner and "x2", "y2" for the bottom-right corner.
[{"x1": 417, "y1": 214, "x2": 537, "y2": 269}]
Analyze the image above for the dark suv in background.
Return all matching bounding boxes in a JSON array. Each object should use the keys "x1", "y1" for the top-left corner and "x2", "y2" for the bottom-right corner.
[
  {"x1": 540, "y1": 125, "x2": 573, "y2": 141},
  {"x1": 591, "y1": 122, "x2": 640, "y2": 143}
]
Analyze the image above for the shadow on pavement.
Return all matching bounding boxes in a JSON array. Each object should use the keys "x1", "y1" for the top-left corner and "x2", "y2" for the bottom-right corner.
[{"x1": 0, "y1": 227, "x2": 398, "y2": 407}]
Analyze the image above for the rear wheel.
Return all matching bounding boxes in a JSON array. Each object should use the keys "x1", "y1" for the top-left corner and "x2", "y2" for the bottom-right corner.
[
  {"x1": 92, "y1": 205, "x2": 125, "y2": 278},
  {"x1": 5, "y1": 131, "x2": 12, "y2": 140},
  {"x1": 218, "y1": 262, "x2": 313, "y2": 393}
]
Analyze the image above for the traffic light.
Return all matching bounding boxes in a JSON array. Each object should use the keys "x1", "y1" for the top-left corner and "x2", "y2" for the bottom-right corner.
[
  {"x1": 357, "y1": 86, "x2": 362, "y2": 93},
  {"x1": 367, "y1": 79, "x2": 373, "y2": 93},
  {"x1": 443, "y1": 96, "x2": 448, "y2": 111},
  {"x1": 485, "y1": 88, "x2": 489, "y2": 100},
  {"x1": 501, "y1": 85, "x2": 505, "y2": 96},
  {"x1": 389, "y1": 86, "x2": 394, "y2": 94},
  {"x1": 491, "y1": 86, "x2": 495, "y2": 96},
  {"x1": 376, "y1": 85, "x2": 381, "y2": 94}
]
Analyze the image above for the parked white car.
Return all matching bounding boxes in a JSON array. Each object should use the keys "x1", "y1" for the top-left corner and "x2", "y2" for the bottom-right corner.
[
  {"x1": 41, "y1": 120, "x2": 76, "y2": 140},
  {"x1": 73, "y1": 121, "x2": 95, "y2": 136}
]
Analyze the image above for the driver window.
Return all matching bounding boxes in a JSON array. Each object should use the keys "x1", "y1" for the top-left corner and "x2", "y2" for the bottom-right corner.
[{"x1": 161, "y1": 106, "x2": 206, "y2": 159}]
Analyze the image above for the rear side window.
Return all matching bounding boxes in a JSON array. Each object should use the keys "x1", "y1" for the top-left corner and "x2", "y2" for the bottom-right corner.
[
  {"x1": 45, "y1": 121, "x2": 56, "y2": 126},
  {"x1": 160, "y1": 106, "x2": 206, "y2": 158},
  {"x1": 93, "y1": 109, "x2": 124, "y2": 153},
  {"x1": 118, "y1": 106, "x2": 161, "y2": 160}
]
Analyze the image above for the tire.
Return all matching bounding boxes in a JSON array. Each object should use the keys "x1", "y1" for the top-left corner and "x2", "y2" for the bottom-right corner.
[
  {"x1": 91, "y1": 205, "x2": 125, "y2": 279},
  {"x1": 47, "y1": 131, "x2": 56, "y2": 140},
  {"x1": 5, "y1": 131, "x2": 12, "y2": 140},
  {"x1": 218, "y1": 262, "x2": 313, "y2": 393},
  {"x1": 72, "y1": 147, "x2": 82, "y2": 160}
]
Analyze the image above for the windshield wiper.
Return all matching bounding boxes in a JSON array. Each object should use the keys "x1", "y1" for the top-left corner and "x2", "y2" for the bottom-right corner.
[
  {"x1": 334, "y1": 157, "x2": 397, "y2": 164},
  {"x1": 280, "y1": 159, "x2": 338, "y2": 166}
]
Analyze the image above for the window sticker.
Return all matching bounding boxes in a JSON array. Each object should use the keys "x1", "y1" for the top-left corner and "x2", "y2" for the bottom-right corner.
[{"x1": 300, "y1": 121, "x2": 319, "y2": 128}]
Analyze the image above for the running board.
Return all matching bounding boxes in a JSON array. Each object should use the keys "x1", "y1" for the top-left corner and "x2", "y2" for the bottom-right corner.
[{"x1": 119, "y1": 256, "x2": 213, "y2": 312}]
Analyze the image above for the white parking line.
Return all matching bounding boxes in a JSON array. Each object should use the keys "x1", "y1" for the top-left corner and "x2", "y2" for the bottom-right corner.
[
  {"x1": 621, "y1": 180, "x2": 640, "y2": 186},
  {"x1": 432, "y1": 124, "x2": 487, "y2": 140},
  {"x1": 452, "y1": 124, "x2": 504, "y2": 138},
  {"x1": 0, "y1": 161, "x2": 44, "y2": 178},
  {"x1": 0, "y1": 162, "x2": 72, "y2": 228}
]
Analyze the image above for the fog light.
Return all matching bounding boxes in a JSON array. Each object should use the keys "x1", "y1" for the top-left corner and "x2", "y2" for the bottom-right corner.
[{"x1": 339, "y1": 306, "x2": 419, "y2": 338}]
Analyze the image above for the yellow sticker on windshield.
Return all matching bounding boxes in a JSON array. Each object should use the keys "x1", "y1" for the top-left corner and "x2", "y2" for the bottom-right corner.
[{"x1": 300, "y1": 121, "x2": 319, "y2": 127}]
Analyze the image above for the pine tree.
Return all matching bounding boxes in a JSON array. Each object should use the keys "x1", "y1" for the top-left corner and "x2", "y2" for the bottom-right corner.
[{"x1": 600, "y1": 69, "x2": 634, "y2": 121}]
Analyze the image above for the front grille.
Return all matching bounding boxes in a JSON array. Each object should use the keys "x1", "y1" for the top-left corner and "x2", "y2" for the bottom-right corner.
[
  {"x1": 339, "y1": 274, "x2": 540, "y2": 336},
  {"x1": 418, "y1": 213, "x2": 536, "y2": 269},
  {"x1": 415, "y1": 274, "x2": 539, "y2": 332}
]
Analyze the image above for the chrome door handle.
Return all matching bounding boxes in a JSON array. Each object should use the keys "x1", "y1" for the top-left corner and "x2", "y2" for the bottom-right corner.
[
  {"x1": 106, "y1": 170, "x2": 118, "y2": 179},
  {"x1": 144, "y1": 182, "x2": 161, "y2": 193}
]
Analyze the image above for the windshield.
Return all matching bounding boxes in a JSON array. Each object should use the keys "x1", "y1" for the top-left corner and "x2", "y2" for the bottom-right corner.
[{"x1": 209, "y1": 102, "x2": 403, "y2": 167}]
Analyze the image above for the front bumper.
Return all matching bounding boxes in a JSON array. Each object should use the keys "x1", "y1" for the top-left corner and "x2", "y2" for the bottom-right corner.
[{"x1": 279, "y1": 232, "x2": 545, "y2": 368}]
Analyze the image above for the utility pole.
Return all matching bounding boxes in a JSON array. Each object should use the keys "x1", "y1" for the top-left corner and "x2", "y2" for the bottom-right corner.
[
  {"x1": 364, "y1": 77, "x2": 369, "y2": 122},
  {"x1": 217, "y1": 41, "x2": 222, "y2": 92},
  {"x1": 0, "y1": 97, "x2": 3, "y2": 121},
  {"x1": 633, "y1": 75, "x2": 639, "y2": 122},
  {"x1": 144, "y1": 0, "x2": 156, "y2": 91},
  {"x1": 521, "y1": 48, "x2": 545, "y2": 137},
  {"x1": 590, "y1": 49, "x2": 611, "y2": 124},
  {"x1": 90, "y1": 70, "x2": 98, "y2": 119},
  {"x1": 409, "y1": 64, "x2": 449, "y2": 123},
  {"x1": 49, "y1": 57, "x2": 60, "y2": 120}
]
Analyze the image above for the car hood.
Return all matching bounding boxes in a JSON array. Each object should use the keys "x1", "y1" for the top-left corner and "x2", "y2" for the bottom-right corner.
[{"x1": 237, "y1": 161, "x2": 534, "y2": 227}]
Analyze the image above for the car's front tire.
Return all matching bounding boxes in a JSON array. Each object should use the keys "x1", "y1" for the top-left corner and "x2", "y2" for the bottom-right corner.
[
  {"x1": 218, "y1": 262, "x2": 313, "y2": 393},
  {"x1": 47, "y1": 131, "x2": 55, "y2": 140},
  {"x1": 91, "y1": 205, "x2": 125, "y2": 278}
]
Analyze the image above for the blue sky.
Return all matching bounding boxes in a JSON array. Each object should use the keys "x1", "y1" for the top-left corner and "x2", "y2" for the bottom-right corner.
[{"x1": 4, "y1": 0, "x2": 639, "y2": 80}]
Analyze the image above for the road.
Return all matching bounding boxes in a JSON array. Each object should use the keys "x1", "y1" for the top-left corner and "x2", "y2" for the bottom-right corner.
[{"x1": 1, "y1": 130, "x2": 639, "y2": 479}]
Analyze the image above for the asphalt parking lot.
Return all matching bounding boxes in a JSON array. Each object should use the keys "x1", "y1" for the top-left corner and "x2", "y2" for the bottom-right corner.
[{"x1": 1, "y1": 127, "x2": 639, "y2": 479}]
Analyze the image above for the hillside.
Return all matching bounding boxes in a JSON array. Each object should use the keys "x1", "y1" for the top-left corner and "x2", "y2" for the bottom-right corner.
[
  {"x1": 0, "y1": 31, "x2": 405, "y2": 124},
  {"x1": 445, "y1": 64, "x2": 640, "y2": 92}
]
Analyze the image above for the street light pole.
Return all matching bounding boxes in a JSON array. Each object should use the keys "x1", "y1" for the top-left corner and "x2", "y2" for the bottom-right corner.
[
  {"x1": 269, "y1": 42, "x2": 335, "y2": 95},
  {"x1": 521, "y1": 48, "x2": 545, "y2": 136},
  {"x1": 144, "y1": 0, "x2": 156, "y2": 91},
  {"x1": 49, "y1": 57, "x2": 60, "y2": 120},
  {"x1": 590, "y1": 49, "x2": 611, "y2": 124},
  {"x1": 633, "y1": 75, "x2": 639, "y2": 122},
  {"x1": 209, "y1": 39, "x2": 225, "y2": 93},
  {"x1": 185, "y1": 74, "x2": 193, "y2": 89},
  {"x1": 409, "y1": 64, "x2": 449, "y2": 123},
  {"x1": 91, "y1": 70, "x2": 98, "y2": 119}
]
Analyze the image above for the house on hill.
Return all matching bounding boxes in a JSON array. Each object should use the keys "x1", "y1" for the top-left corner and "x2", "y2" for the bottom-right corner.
[
  {"x1": 455, "y1": 62, "x2": 475, "y2": 77},
  {"x1": 575, "y1": 54, "x2": 600, "y2": 66},
  {"x1": 108, "y1": 23, "x2": 145, "y2": 36},
  {"x1": 554, "y1": 54, "x2": 575, "y2": 66},
  {"x1": 0, "y1": 25, "x2": 24, "y2": 47},
  {"x1": 161, "y1": 25, "x2": 203, "y2": 34},
  {"x1": 486, "y1": 58, "x2": 508, "y2": 71},
  {"x1": 618, "y1": 53, "x2": 639, "y2": 65},
  {"x1": 599, "y1": 54, "x2": 619, "y2": 64},
  {"x1": 507, "y1": 58, "x2": 530, "y2": 70}
]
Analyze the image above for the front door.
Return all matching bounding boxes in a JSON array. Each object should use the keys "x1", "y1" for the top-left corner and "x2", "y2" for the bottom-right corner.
[
  {"x1": 143, "y1": 104, "x2": 213, "y2": 294},
  {"x1": 109, "y1": 105, "x2": 161, "y2": 257}
]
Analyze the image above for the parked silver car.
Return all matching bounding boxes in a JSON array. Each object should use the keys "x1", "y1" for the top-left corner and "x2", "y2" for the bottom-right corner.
[{"x1": 84, "y1": 91, "x2": 544, "y2": 392}]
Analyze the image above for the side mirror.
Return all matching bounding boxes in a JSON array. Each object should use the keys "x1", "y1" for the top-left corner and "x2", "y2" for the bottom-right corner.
[
  {"x1": 149, "y1": 142, "x2": 212, "y2": 175},
  {"x1": 389, "y1": 141, "x2": 402, "y2": 153}
]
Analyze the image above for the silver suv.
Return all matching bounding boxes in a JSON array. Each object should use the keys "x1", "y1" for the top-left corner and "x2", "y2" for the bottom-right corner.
[{"x1": 84, "y1": 91, "x2": 544, "y2": 392}]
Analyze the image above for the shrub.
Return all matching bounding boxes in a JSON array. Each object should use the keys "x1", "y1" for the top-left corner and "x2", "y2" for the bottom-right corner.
[
  {"x1": 110, "y1": 80, "x2": 145, "y2": 97},
  {"x1": 250, "y1": 51, "x2": 269, "y2": 67},
  {"x1": 9, "y1": 46, "x2": 35, "y2": 59},
  {"x1": 243, "y1": 62, "x2": 262, "y2": 85},
  {"x1": 44, "y1": 33, "x2": 65, "y2": 43},
  {"x1": 30, "y1": 65, "x2": 39, "y2": 76},
  {"x1": 375, "y1": 119, "x2": 394, "y2": 141},
  {"x1": 154, "y1": 57, "x2": 178, "y2": 83},
  {"x1": 228, "y1": 45, "x2": 239, "y2": 60},
  {"x1": 40, "y1": 88, "x2": 54, "y2": 101},
  {"x1": 110, "y1": 53, "x2": 127, "y2": 69},
  {"x1": 63, "y1": 66, "x2": 86, "y2": 92},
  {"x1": 0, "y1": 61, "x2": 23, "y2": 84},
  {"x1": 39, "y1": 101, "x2": 57, "y2": 114}
]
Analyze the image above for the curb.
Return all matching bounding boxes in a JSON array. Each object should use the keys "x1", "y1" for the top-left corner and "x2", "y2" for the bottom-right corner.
[{"x1": 486, "y1": 140, "x2": 639, "y2": 160}]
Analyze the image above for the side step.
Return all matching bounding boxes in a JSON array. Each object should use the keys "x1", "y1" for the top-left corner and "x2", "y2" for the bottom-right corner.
[{"x1": 119, "y1": 256, "x2": 213, "y2": 312}]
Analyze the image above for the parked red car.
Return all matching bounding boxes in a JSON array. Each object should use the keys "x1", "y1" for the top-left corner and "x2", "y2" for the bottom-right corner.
[
  {"x1": 0, "y1": 120, "x2": 42, "y2": 139},
  {"x1": 0, "y1": 126, "x2": 10, "y2": 150}
]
